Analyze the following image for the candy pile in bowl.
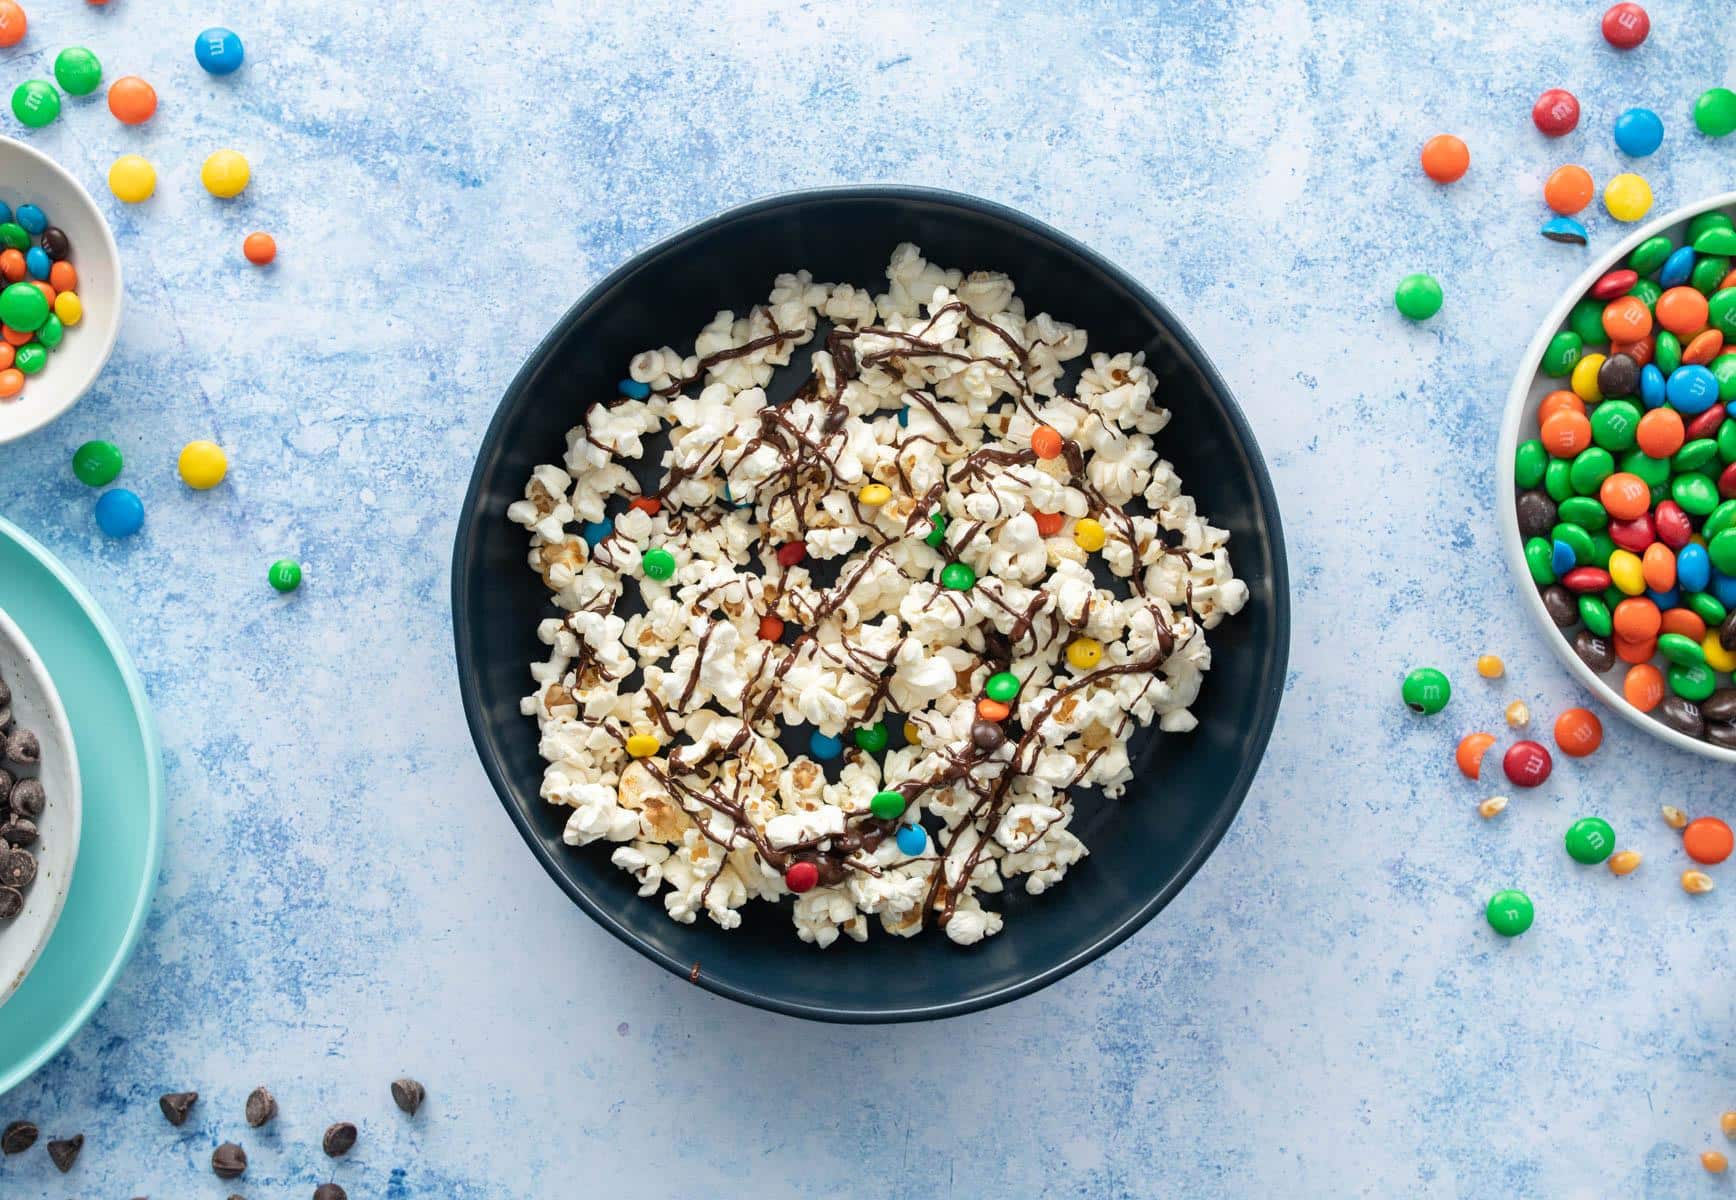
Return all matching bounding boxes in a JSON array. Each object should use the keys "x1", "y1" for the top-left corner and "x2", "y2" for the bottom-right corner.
[{"x1": 1515, "y1": 207, "x2": 1736, "y2": 746}]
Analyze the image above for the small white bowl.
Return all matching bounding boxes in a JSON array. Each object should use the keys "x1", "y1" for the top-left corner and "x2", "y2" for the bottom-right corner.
[
  {"x1": 0, "y1": 136, "x2": 122, "y2": 445},
  {"x1": 0, "y1": 606, "x2": 81, "y2": 1006},
  {"x1": 1499, "y1": 189, "x2": 1736, "y2": 762}
]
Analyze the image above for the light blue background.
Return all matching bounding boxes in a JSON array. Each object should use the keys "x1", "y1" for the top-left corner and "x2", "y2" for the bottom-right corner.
[{"x1": 0, "y1": 1, "x2": 1733, "y2": 1195}]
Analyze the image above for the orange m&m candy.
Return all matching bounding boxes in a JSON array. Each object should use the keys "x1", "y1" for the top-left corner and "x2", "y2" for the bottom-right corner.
[
  {"x1": 0, "y1": 2, "x2": 26, "y2": 49},
  {"x1": 1635, "y1": 407, "x2": 1685, "y2": 458},
  {"x1": 1420, "y1": 134, "x2": 1470, "y2": 183},
  {"x1": 1553, "y1": 707, "x2": 1603, "y2": 757},
  {"x1": 1601, "y1": 295, "x2": 1653, "y2": 341},
  {"x1": 47, "y1": 260, "x2": 74, "y2": 292},
  {"x1": 1642, "y1": 542, "x2": 1677, "y2": 592},
  {"x1": 107, "y1": 75, "x2": 157, "y2": 125},
  {"x1": 1623, "y1": 662, "x2": 1664, "y2": 711},
  {"x1": 757, "y1": 614, "x2": 784, "y2": 642},
  {"x1": 1540, "y1": 409, "x2": 1592, "y2": 457},
  {"x1": 1599, "y1": 473, "x2": 1651, "y2": 521},
  {"x1": 1456, "y1": 732, "x2": 1496, "y2": 779},
  {"x1": 0, "y1": 249, "x2": 24, "y2": 283},
  {"x1": 1660, "y1": 608, "x2": 1707, "y2": 641},
  {"x1": 1031, "y1": 510, "x2": 1064, "y2": 536},
  {"x1": 1683, "y1": 817, "x2": 1734, "y2": 865},
  {"x1": 0, "y1": 368, "x2": 21, "y2": 397},
  {"x1": 1612, "y1": 597, "x2": 1661, "y2": 641},
  {"x1": 977, "y1": 698, "x2": 1010, "y2": 722},
  {"x1": 1684, "y1": 329, "x2": 1725, "y2": 365},
  {"x1": 1615, "y1": 635, "x2": 1657, "y2": 664},
  {"x1": 1030, "y1": 425, "x2": 1063, "y2": 460},
  {"x1": 243, "y1": 232, "x2": 277, "y2": 265},
  {"x1": 1538, "y1": 389, "x2": 1583, "y2": 423},
  {"x1": 1544, "y1": 164, "x2": 1594, "y2": 214},
  {"x1": 1655, "y1": 286, "x2": 1709, "y2": 336}
]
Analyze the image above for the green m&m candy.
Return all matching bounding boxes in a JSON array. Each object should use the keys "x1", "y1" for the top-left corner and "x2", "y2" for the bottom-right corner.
[
  {"x1": 869, "y1": 790, "x2": 906, "y2": 820},
  {"x1": 1691, "y1": 256, "x2": 1730, "y2": 296},
  {"x1": 14, "y1": 342, "x2": 46, "y2": 376},
  {"x1": 1570, "y1": 297, "x2": 1609, "y2": 344},
  {"x1": 1565, "y1": 817, "x2": 1615, "y2": 865},
  {"x1": 0, "y1": 281, "x2": 47, "y2": 331},
  {"x1": 641, "y1": 546, "x2": 676, "y2": 580},
  {"x1": 854, "y1": 721, "x2": 889, "y2": 753},
  {"x1": 924, "y1": 512, "x2": 947, "y2": 548},
  {"x1": 267, "y1": 559, "x2": 302, "y2": 592},
  {"x1": 1694, "y1": 87, "x2": 1736, "y2": 137},
  {"x1": 1557, "y1": 497, "x2": 1607, "y2": 531},
  {"x1": 1669, "y1": 662, "x2": 1717, "y2": 701},
  {"x1": 940, "y1": 561, "x2": 975, "y2": 591},
  {"x1": 1627, "y1": 278, "x2": 1661, "y2": 309},
  {"x1": 1486, "y1": 889, "x2": 1534, "y2": 937},
  {"x1": 1628, "y1": 236, "x2": 1674, "y2": 275},
  {"x1": 52, "y1": 47, "x2": 102, "y2": 97},
  {"x1": 1515, "y1": 439, "x2": 1547, "y2": 488},
  {"x1": 1544, "y1": 459, "x2": 1574, "y2": 502},
  {"x1": 1525, "y1": 537, "x2": 1556, "y2": 585},
  {"x1": 1688, "y1": 212, "x2": 1734, "y2": 242},
  {"x1": 1569, "y1": 447, "x2": 1614, "y2": 494},
  {"x1": 1401, "y1": 667, "x2": 1450, "y2": 714},
  {"x1": 1590, "y1": 400, "x2": 1640, "y2": 451},
  {"x1": 1552, "y1": 522, "x2": 1595, "y2": 564},
  {"x1": 1578, "y1": 595, "x2": 1613, "y2": 637},
  {"x1": 1658, "y1": 632, "x2": 1705, "y2": 667},
  {"x1": 10, "y1": 80, "x2": 59, "y2": 129},
  {"x1": 984, "y1": 672, "x2": 1020, "y2": 703},
  {"x1": 1712, "y1": 529, "x2": 1736, "y2": 575},
  {"x1": 1542, "y1": 330, "x2": 1583, "y2": 378},
  {"x1": 1654, "y1": 329, "x2": 1682, "y2": 374},
  {"x1": 35, "y1": 313, "x2": 62, "y2": 348},
  {"x1": 1394, "y1": 272, "x2": 1443, "y2": 321},
  {"x1": 71, "y1": 440, "x2": 122, "y2": 487},
  {"x1": 0, "y1": 223, "x2": 24, "y2": 252}
]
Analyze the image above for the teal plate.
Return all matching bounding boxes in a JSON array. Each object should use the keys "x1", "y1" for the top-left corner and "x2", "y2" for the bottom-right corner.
[{"x1": 0, "y1": 514, "x2": 162, "y2": 1095}]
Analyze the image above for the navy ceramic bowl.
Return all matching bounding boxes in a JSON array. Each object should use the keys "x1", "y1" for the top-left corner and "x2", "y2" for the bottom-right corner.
[{"x1": 453, "y1": 187, "x2": 1289, "y2": 1022}]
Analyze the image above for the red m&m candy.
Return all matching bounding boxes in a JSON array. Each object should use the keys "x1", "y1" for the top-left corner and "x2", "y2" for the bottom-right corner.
[
  {"x1": 1503, "y1": 740, "x2": 1553, "y2": 788},
  {"x1": 784, "y1": 861, "x2": 819, "y2": 893},
  {"x1": 1533, "y1": 89, "x2": 1581, "y2": 137},
  {"x1": 1601, "y1": 3, "x2": 1649, "y2": 49},
  {"x1": 775, "y1": 541, "x2": 806, "y2": 567}
]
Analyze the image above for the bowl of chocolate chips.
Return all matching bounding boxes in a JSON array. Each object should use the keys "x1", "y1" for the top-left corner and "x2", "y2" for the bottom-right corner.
[{"x1": 0, "y1": 605, "x2": 80, "y2": 1007}]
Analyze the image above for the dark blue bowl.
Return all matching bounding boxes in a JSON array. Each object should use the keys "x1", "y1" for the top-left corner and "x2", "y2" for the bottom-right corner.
[{"x1": 452, "y1": 187, "x2": 1289, "y2": 1022}]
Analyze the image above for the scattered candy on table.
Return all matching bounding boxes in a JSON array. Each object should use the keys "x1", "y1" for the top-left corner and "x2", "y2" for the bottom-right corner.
[
  {"x1": 267, "y1": 559, "x2": 301, "y2": 593},
  {"x1": 1600, "y1": 3, "x2": 1648, "y2": 48},
  {"x1": 1401, "y1": 666, "x2": 1450, "y2": 713},
  {"x1": 1613, "y1": 107, "x2": 1663, "y2": 157},
  {"x1": 10, "y1": 79, "x2": 57, "y2": 128},
  {"x1": 72, "y1": 440, "x2": 121, "y2": 486},
  {"x1": 1419, "y1": 134, "x2": 1468, "y2": 184},
  {"x1": 200, "y1": 149, "x2": 250, "y2": 199},
  {"x1": 108, "y1": 153, "x2": 155, "y2": 202},
  {"x1": 0, "y1": 1, "x2": 24, "y2": 48},
  {"x1": 194, "y1": 27, "x2": 244, "y2": 76},
  {"x1": 1682, "y1": 815, "x2": 1733, "y2": 864},
  {"x1": 1533, "y1": 88, "x2": 1580, "y2": 137},
  {"x1": 1695, "y1": 88, "x2": 1736, "y2": 138},
  {"x1": 94, "y1": 488, "x2": 143, "y2": 537},
  {"x1": 176, "y1": 440, "x2": 227, "y2": 490},
  {"x1": 1541, "y1": 217, "x2": 1589, "y2": 246},
  {"x1": 1502, "y1": 739, "x2": 1551, "y2": 787},
  {"x1": 242, "y1": 232, "x2": 276, "y2": 265},
  {"x1": 1394, "y1": 272, "x2": 1442, "y2": 321},
  {"x1": 1565, "y1": 816, "x2": 1616, "y2": 864},
  {"x1": 1704, "y1": 1152, "x2": 1729, "y2": 1175},
  {"x1": 52, "y1": 46, "x2": 101, "y2": 96},
  {"x1": 1552, "y1": 707, "x2": 1603, "y2": 756},
  {"x1": 1602, "y1": 173, "x2": 1652, "y2": 222},
  {"x1": 1455, "y1": 732, "x2": 1495, "y2": 778},
  {"x1": 1544, "y1": 165, "x2": 1593, "y2": 216},
  {"x1": 1486, "y1": 889, "x2": 1534, "y2": 937},
  {"x1": 107, "y1": 75, "x2": 156, "y2": 125}
]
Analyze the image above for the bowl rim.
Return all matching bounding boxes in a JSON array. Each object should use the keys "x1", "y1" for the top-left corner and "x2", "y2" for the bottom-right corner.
[
  {"x1": 0, "y1": 134, "x2": 125, "y2": 446},
  {"x1": 0, "y1": 602, "x2": 81, "y2": 1006},
  {"x1": 1498, "y1": 188, "x2": 1736, "y2": 763},
  {"x1": 452, "y1": 184, "x2": 1291, "y2": 1021}
]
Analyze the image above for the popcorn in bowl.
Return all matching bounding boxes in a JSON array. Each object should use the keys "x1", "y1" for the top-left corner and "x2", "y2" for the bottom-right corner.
[{"x1": 511, "y1": 245, "x2": 1248, "y2": 947}]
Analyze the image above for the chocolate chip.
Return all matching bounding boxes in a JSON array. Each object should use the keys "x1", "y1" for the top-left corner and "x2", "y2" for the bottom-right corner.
[
  {"x1": 158, "y1": 1091, "x2": 198, "y2": 1126},
  {"x1": 970, "y1": 720, "x2": 1005, "y2": 751},
  {"x1": 390, "y1": 1078, "x2": 425, "y2": 1116},
  {"x1": 1541, "y1": 585, "x2": 1578, "y2": 628},
  {"x1": 1596, "y1": 352, "x2": 1639, "y2": 398},
  {"x1": 1, "y1": 1119, "x2": 37, "y2": 1154},
  {"x1": 212, "y1": 1141, "x2": 247, "y2": 1179},
  {"x1": 1703, "y1": 688, "x2": 1736, "y2": 723},
  {"x1": 8, "y1": 777, "x2": 42, "y2": 818},
  {"x1": 244, "y1": 1086, "x2": 277, "y2": 1128},
  {"x1": 1515, "y1": 490, "x2": 1557, "y2": 540},
  {"x1": 1, "y1": 819, "x2": 36, "y2": 846},
  {"x1": 3, "y1": 729, "x2": 38, "y2": 766},
  {"x1": 0, "y1": 848, "x2": 35, "y2": 889},
  {"x1": 46, "y1": 1133, "x2": 82, "y2": 1172},
  {"x1": 1657, "y1": 695, "x2": 1706, "y2": 737},
  {"x1": 38, "y1": 227, "x2": 68, "y2": 260},
  {"x1": 314, "y1": 1185, "x2": 348, "y2": 1200},
  {"x1": 321, "y1": 1121, "x2": 356, "y2": 1157},
  {"x1": 1572, "y1": 630, "x2": 1616, "y2": 673},
  {"x1": 0, "y1": 887, "x2": 20, "y2": 919}
]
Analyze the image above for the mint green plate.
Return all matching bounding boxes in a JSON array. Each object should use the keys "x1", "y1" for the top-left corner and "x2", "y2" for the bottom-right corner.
[{"x1": 0, "y1": 514, "x2": 161, "y2": 1095}]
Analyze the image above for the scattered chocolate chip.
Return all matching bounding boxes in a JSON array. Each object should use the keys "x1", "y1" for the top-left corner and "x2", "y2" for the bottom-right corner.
[
  {"x1": 1, "y1": 1119, "x2": 38, "y2": 1154},
  {"x1": 8, "y1": 777, "x2": 42, "y2": 818},
  {"x1": 390, "y1": 1078, "x2": 425, "y2": 1116},
  {"x1": 158, "y1": 1091, "x2": 198, "y2": 1126},
  {"x1": 1515, "y1": 490, "x2": 1557, "y2": 540},
  {"x1": 244, "y1": 1086, "x2": 277, "y2": 1128},
  {"x1": 1, "y1": 819, "x2": 37, "y2": 846},
  {"x1": 0, "y1": 848, "x2": 35, "y2": 889},
  {"x1": 321, "y1": 1121, "x2": 356, "y2": 1157},
  {"x1": 3, "y1": 729, "x2": 38, "y2": 766},
  {"x1": 0, "y1": 887, "x2": 20, "y2": 919},
  {"x1": 314, "y1": 1185, "x2": 348, "y2": 1200},
  {"x1": 46, "y1": 1133, "x2": 82, "y2": 1172},
  {"x1": 970, "y1": 720, "x2": 1005, "y2": 751},
  {"x1": 1657, "y1": 695, "x2": 1706, "y2": 737},
  {"x1": 212, "y1": 1141, "x2": 247, "y2": 1179},
  {"x1": 1540, "y1": 585, "x2": 1577, "y2": 628}
]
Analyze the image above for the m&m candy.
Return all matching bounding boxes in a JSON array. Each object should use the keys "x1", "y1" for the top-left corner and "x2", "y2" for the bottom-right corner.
[
  {"x1": 10, "y1": 80, "x2": 58, "y2": 128},
  {"x1": 194, "y1": 27, "x2": 244, "y2": 75},
  {"x1": 1502, "y1": 740, "x2": 1552, "y2": 787},
  {"x1": 784, "y1": 861, "x2": 818, "y2": 893},
  {"x1": 1683, "y1": 816, "x2": 1733, "y2": 864},
  {"x1": 1544, "y1": 165, "x2": 1594, "y2": 216},
  {"x1": 200, "y1": 150, "x2": 251, "y2": 199},
  {"x1": 808, "y1": 731, "x2": 842, "y2": 760},
  {"x1": 1613, "y1": 107, "x2": 1663, "y2": 157},
  {"x1": 855, "y1": 722, "x2": 889, "y2": 753},
  {"x1": 1419, "y1": 134, "x2": 1469, "y2": 184},
  {"x1": 641, "y1": 546, "x2": 676, "y2": 579},
  {"x1": 243, "y1": 232, "x2": 276, "y2": 265},
  {"x1": 1401, "y1": 666, "x2": 1450, "y2": 713},
  {"x1": 1394, "y1": 272, "x2": 1442, "y2": 321},
  {"x1": 177, "y1": 440, "x2": 228, "y2": 489},
  {"x1": 108, "y1": 154, "x2": 156, "y2": 203},
  {"x1": 107, "y1": 75, "x2": 156, "y2": 124},
  {"x1": 1695, "y1": 88, "x2": 1736, "y2": 138},
  {"x1": 895, "y1": 824, "x2": 927, "y2": 856},
  {"x1": 1486, "y1": 889, "x2": 1534, "y2": 937},
  {"x1": 1603, "y1": 173, "x2": 1653, "y2": 222},
  {"x1": 1533, "y1": 88, "x2": 1580, "y2": 137},
  {"x1": 53, "y1": 47, "x2": 101, "y2": 96},
  {"x1": 0, "y1": 1, "x2": 24, "y2": 48},
  {"x1": 94, "y1": 488, "x2": 144, "y2": 537},
  {"x1": 267, "y1": 559, "x2": 302, "y2": 593},
  {"x1": 1600, "y1": 3, "x2": 1649, "y2": 48},
  {"x1": 72, "y1": 440, "x2": 121, "y2": 486}
]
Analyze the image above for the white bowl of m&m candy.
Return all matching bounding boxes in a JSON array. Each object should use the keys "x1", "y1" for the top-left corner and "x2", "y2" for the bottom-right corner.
[
  {"x1": 1502, "y1": 190, "x2": 1736, "y2": 761},
  {"x1": 0, "y1": 135, "x2": 121, "y2": 446}
]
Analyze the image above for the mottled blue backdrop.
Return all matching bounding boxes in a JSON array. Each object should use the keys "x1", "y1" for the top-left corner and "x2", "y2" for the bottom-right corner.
[{"x1": 0, "y1": 0, "x2": 1732, "y2": 1195}]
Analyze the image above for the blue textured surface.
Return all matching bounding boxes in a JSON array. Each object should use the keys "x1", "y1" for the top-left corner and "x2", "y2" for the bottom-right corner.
[{"x1": 0, "y1": 0, "x2": 1732, "y2": 1194}]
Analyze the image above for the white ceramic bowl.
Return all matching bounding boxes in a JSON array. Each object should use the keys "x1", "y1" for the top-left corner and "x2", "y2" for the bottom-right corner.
[
  {"x1": 0, "y1": 605, "x2": 81, "y2": 1006},
  {"x1": 1500, "y1": 189, "x2": 1736, "y2": 762},
  {"x1": 0, "y1": 136, "x2": 122, "y2": 445}
]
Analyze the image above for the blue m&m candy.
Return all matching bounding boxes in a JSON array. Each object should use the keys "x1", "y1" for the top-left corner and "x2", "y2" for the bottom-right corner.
[
  {"x1": 897, "y1": 406, "x2": 909, "y2": 427},
  {"x1": 1648, "y1": 586, "x2": 1681, "y2": 611},
  {"x1": 1714, "y1": 572, "x2": 1736, "y2": 608},
  {"x1": 1640, "y1": 363, "x2": 1666, "y2": 408},
  {"x1": 1613, "y1": 107, "x2": 1664, "y2": 157},
  {"x1": 618, "y1": 378, "x2": 651, "y2": 400},
  {"x1": 1678, "y1": 542, "x2": 1712, "y2": 593},
  {"x1": 94, "y1": 488, "x2": 144, "y2": 537},
  {"x1": 581, "y1": 518, "x2": 613, "y2": 546},
  {"x1": 1660, "y1": 245, "x2": 1696, "y2": 288},
  {"x1": 14, "y1": 204, "x2": 44, "y2": 235},
  {"x1": 1668, "y1": 364, "x2": 1720, "y2": 414},
  {"x1": 808, "y1": 730, "x2": 842, "y2": 760},
  {"x1": 895, "y1": 824, "x2": 928, "y2": 856},
  {"x1": 24, "y1": 246, "x2": 47, "y2": 280},
  {"x1": 194, "y1": 27, "x2": 245, "y2": 75},
  {"x1": 1551, "y1": 539, "x2": 1577, "y2": 575}
]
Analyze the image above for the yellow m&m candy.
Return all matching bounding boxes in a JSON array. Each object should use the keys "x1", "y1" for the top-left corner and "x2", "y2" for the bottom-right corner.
[
  {"x1": 1603, "y1": 173, "x2": 1653, "y2": 222},
  {"x1": 1570, "y1": 353, "x2": 1605, "y2": 403},
  {"x1": 108, "y1": 154, "x2": 156, "y2": 203},
  {"x1": 1066, "y1": 637, "x2": 1103, "y2": 670},
  {"x1": 858, "y1": 483, "x2": 892, "y2": 507},
  {"x1": 177, "y1": 440, "x2": 228, "y2": 490},
  {"x1": 625, "y1": 733, "x2": 660, "y2": 758},
  {"x1": 1073, "y1": 518, "x2": 1107, "y2": 553},
  {"x1": 1607, "y1": 547, "x2": 1645, "y2": 595},
  {"x1": 53, "y1": 290, "x2": 81, "y2": 326},
  {"x1": 200, "y1": 149, "x2": 250, "y2": 198}
]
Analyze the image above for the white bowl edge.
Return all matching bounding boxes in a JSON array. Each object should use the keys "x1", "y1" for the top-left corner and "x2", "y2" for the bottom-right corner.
[
  {"x1": 0, "y1": 604, "x2": 82, "y2": 1006},
  {"x1": 1498, "y1": 188, "x2": 1736, "y2": 763}
]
